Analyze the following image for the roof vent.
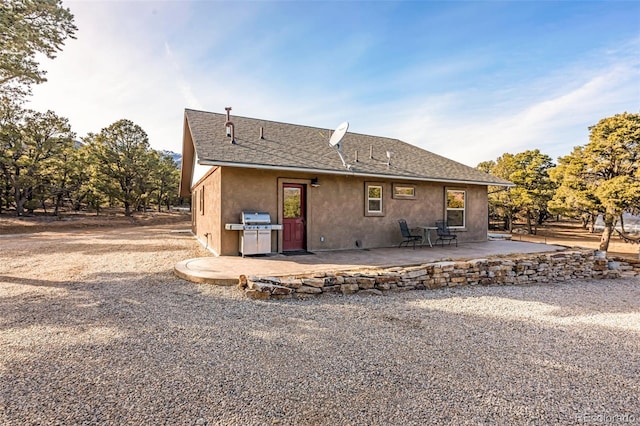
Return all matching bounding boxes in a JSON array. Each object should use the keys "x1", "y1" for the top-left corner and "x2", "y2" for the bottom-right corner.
[
  {"x1": 224, "y1": 106, "x2": 235, "y2": 144},
  {"x1": 260, "y1": 126, "x2": 264, "y2": 140}
]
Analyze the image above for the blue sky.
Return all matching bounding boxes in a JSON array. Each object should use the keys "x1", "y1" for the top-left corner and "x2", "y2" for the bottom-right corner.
[{"x1": 28, "y1": 1, "x2": 640, "y2": 166}]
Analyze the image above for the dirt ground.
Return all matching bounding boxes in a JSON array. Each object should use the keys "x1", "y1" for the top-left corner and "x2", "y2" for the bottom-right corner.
[
  {"x1": 2, "y1": 213, "x2": 638, "y2": 259},
  {"x1": 510, "y1": 221, "x2": 640, "y2": 260},
  {"x1": 0, "y1": 211, "x2": 191, "y2": 235},
  {"x1": 0, "y1": 222, "x2": 638, "y2": 424}
]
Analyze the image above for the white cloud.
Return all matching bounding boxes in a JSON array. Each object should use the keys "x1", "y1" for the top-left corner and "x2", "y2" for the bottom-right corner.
[
  {"x1": 370, "y1": 51, "x2": 640, "y2": 166},
  {"x1": 28, "y1": 1, "x2": 192, "y2": 150},
  {"x1": 164, "y1": 42, "x2": 203, "y2": 111},
  {"x1": 25, "y1": 2, "x2": 640, "y2": 168}
]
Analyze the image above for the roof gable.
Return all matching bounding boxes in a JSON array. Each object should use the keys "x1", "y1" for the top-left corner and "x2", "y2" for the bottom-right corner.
[{"x1": 183, "y1": 108, "x2": 512, "y2": 187}]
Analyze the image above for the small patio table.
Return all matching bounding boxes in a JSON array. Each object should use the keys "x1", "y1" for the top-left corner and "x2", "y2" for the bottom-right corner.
[{"x1": 418, "y1": 226, "x2": 438, "y2": 248}]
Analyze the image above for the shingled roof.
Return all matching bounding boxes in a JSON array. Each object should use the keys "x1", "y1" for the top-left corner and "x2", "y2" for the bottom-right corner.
[{"x1": 182, "y1": 108, "x2": 512, "y2": 190}]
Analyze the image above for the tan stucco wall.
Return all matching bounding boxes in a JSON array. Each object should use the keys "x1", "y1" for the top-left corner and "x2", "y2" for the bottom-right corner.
[
  {"x1": 198, "y1": 167, "x2": 489, "y2": 256},
  {"x1": 302, "y1": 176, "x2": 488, "y2": 251},
  {"x1": 191, "y1": 167, "x2": 222, "y2": 254},
  {"x1": 219, "y1": 168, "x2": 280, "y2": 255},
  {"x1": 464, "y1": 184, "x2": 489, "y2": 242}
]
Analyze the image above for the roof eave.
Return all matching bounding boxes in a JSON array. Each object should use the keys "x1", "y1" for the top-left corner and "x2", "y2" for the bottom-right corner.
[
  {"x1": 179, "y1": 115, "x2": 196, "y2": 197},
  {"x1": 197, "y1": 159, "x2": 514, "y2": 187}
]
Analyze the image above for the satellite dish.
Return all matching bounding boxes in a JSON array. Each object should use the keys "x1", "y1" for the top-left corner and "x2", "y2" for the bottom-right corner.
[
  {"x1": 328, "y1": 121, "x2": 351, "y2": 169},
  {"x1": 329, "y1": 121, "x2": 349, "y2": 147}
]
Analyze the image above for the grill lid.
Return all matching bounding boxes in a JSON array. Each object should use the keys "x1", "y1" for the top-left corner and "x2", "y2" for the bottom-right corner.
[{"x1": 242, "y1": 211, "x2": 271, "y2": 224}]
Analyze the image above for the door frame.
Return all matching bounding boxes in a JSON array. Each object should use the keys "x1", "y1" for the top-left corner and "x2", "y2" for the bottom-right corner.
[{"x1": 277, "y1": 177, "x2": 313, "y2": 253}]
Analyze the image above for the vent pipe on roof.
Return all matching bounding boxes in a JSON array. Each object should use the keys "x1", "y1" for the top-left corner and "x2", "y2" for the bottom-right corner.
[
  {"x1": 355, "y1": 150, "x2": 358, "y2": 162},
  {"x1": 260, "y1": 126, "x2": 264, "y2": 140},
  {"x1": 369, "y1": 145, "x2": 373, "y2": 159},
  {"x1": 224, "y1": 106, "x2": 236, "y2": 144}
]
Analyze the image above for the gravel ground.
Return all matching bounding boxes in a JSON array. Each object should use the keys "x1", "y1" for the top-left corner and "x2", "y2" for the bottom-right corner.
[{"x1": 0, "y1": 224, "x2": 639, "y2": 425}]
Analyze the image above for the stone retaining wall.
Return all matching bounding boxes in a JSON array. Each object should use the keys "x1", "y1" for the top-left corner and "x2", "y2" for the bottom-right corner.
[{"x1": 240, "y1": 249, "x2": 639, "y2": 300}]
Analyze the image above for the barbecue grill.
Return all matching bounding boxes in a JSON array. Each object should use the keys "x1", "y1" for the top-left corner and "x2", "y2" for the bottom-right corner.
[{"x1": 224, "y1": 211, "x2": 283, "y2": 256}]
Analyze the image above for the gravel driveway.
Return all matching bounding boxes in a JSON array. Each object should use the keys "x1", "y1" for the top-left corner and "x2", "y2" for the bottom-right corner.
[{"x1": 1, "y1": 224, "x2": 639, "y2": 425}]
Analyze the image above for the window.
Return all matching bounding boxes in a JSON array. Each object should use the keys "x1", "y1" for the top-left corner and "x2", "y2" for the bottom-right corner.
[
  {"x1": 192, "y1": 191, "x2": 197, "y2": 218},
  {"x1": 393, "y1": 184, "x2": 416, "y2": 199},
  {"x1": 365, "y1": 183, "x2": 383, "y2": 216},
  {"x1": 199, "y1": 187, "x2": 205, "y2": 214},
  {"x1": 283, "y1": 186, "x2": 302, "y2": 218},
  {"x1": 446, "y1": 189, "x2": 465, "y2": 228}
]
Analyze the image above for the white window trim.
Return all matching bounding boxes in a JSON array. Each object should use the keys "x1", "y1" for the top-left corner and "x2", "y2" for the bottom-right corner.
[
  {"x1": 365, "y1": 182, "x2": 384, "y2": 216},
  {"x1": 445, "y1": 188, "x2": 466, "y2": 229}
]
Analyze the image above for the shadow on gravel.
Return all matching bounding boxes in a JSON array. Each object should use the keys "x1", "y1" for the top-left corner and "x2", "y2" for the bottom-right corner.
[
  {"x1": 1, "y1": 278, "x2": 638, "y2": 425},
  {"x1": 49, "y1": 241, "x2": 190, "y2": 255},
  {"x1": 2, "y1": 231, "x2": 639, "y2": 426},
  {"x1": 446, "y1": 279, "x2": 640, "y2": 317},
  {"x1": 0, "y1": 274, "x2": 70, "y2": 289}
]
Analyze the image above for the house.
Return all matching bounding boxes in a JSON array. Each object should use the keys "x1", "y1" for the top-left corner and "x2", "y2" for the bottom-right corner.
[{"x1": 179, "y1": 107, "x2": 512, "y2": 256}]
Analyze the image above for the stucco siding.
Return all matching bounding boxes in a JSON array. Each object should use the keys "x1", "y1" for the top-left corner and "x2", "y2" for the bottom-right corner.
[
  {"x1": 220, "y1": 168, "x2": 280, "y2": 255},
  {"x1": 191, "y1": 167, "x2": 222, "y2": 254},
  {"x1": 464, "y1": 185, "x2": 489, "y2": 241},
  {"x1": 208, "y1": 167, "x2": 489, "y2": 256}
]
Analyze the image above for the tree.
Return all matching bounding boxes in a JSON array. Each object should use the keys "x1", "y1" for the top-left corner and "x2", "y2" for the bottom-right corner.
[
  {"x1": 0, "y1": 0, "x2": 77, "y2": 98},
  {"x1": 87, "y1": 119, "x2": 152, "y2": 216},
  {"x1": 550, "y1": 112, "x2": 640, "y2": 251},
  {"x1": 1, "y1": 105, "x2": 183, "y2": 216},
  {"x1": 149, "y1": 151, "x2": 180, "y2": 212},
  {"x1": 0, "y1": 97, "x2": 22, "y2": 213},
  {"x1": 548, "y1": 146, "x2": 600, "y2": 231},
  {"x1": 65, "y1": 139, "x2": 105, "y2": 213},
  {"x1": 478, "y1": 150, "x2": 556, "y2": 234},
  {"x1": 0, "y1": 100, "x2": 74, "y2": 215},
  {"x1": 44, "y1": 138, "x2": 82, "y2": 215}
]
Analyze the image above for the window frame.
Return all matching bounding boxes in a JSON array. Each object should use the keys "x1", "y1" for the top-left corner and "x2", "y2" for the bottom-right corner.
[
  {"x1": 365, "y1": 182, "x2": 384, "y2": 216},
  {"x1": 199, "y1": 186, "x2": 205, "y2": 215},
  {"x1": 445, "y1": 188, "x2": 466, "y2": 229},
  {"x1": 392, "y1": 183, "x2": 416, "y2": 200},
  {"x1": 192, "y1": 191, "x2": 197, "y2": 221}
]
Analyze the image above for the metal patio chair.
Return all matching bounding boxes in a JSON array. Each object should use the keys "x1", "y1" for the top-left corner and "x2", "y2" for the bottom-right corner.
[
  {"x1": 435, "y1": 220, "x2": 458, "y2": 247},
  {"x1": 398, "y1": 219, "x2": 422, "y2": 249}
]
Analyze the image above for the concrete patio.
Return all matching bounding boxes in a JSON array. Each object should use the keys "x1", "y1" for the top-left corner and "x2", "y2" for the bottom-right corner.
[{"x1": 175, "y1": 239, "x2": 568, "y2": 285}]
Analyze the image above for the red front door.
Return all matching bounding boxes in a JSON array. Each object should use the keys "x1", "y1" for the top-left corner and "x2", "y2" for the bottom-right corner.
[{"x1": 283, "y1": 183, "x2": 306, "y2": 251}]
